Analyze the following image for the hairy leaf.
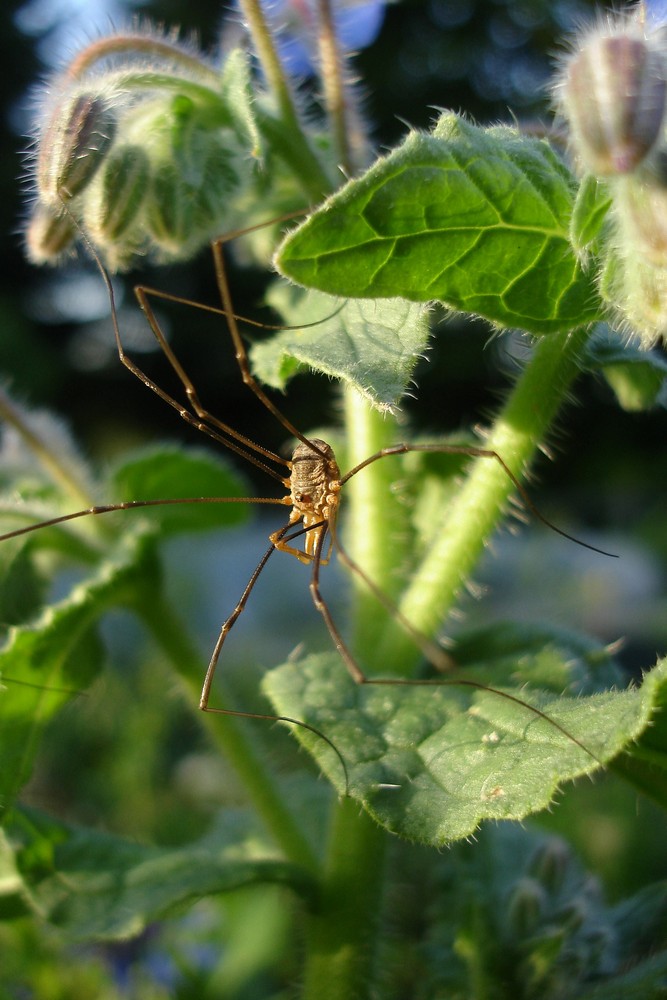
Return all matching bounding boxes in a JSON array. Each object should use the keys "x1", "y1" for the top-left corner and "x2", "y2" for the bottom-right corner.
[
  {"x1": 263, "y1": 648, "x2": 666, "y2": 845},
  {"x1": 251, "y1": 284, "x2": 430, "y2": 410},
  {"x1": 583, "y1": 326, "x2": 667, "y2": 411},
  {"x1": 276, "y1": 113, "x2": 602, "y2": 334},
  {"x1": 0, "y1": 528, "x2": 159, "y2": 817},
  {"x1": 2, "y1": 808, "x2": 315, "y2": 938}
]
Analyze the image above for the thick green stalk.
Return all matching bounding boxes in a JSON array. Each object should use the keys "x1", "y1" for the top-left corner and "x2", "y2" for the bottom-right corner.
[
  {"x1": 342, "y1": 388, "x2": 409, "y2": 666},
  {"x1": 375, "y1": 325, "x2": 593, "y2": 674},
  {"x1": 299, "y1": 388, "x2": 401, "y2": 1000},
  {"x1": 300, "y1": 796, "x2": 387, "y2": 1000},
  {"x1": 253, "y1": 108, "x2": 332, "y2": 202},
  {"x1": 237, "y1": 0, "x2": 332, "y2": 200},
  {"x1": 299, "y1": 325, "x2": 593, "y2": 997}
]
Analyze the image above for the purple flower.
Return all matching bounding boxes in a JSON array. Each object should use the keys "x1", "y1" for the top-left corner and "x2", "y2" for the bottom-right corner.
[{"x1": 251, "y1": 0, "x2": 386, "y2": 76}]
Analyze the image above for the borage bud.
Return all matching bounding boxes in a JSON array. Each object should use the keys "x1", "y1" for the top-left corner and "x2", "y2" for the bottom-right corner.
[
  {"x1": 86, "y1": 144, "x2": 150, "y2": 243},
  {"x1": 557, "y1": 25, "x2": 666, "y2": 176},
  {"x1": 527, "y1": 838, "x2": 569, "y2": 895},
  {"x1": 606, "y1": 238, "x2": 667, "y2": 346},
  {"x1": 507, "y1": 877, "x2": 547, "y2": 938},
  {"x1": 145, "y1": 162, "x2": 191, "y2": 253},
  {"x1": 38, "y1": 92, "x2": 117, "y2": 206},
  {"x1": 145, "y1": 131, "x2": 242, "y2": 259},
  {"x1": 599, "y1": 169, "x2": 667, "y2": 345},
  {"x1": 25, "y1": 203, "x2": 77, "y2": 265}
]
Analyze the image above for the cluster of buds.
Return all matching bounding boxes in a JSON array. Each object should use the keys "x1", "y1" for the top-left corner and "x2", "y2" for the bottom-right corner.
[
  {"x1": 555, "y1": 2, "x2": 667, "y2": 346},
  {"x1": 25, "y1": 29, "x2": 262, "y2": 270},
  {"x1": 503, "y1": 837, "x2": 616, "y2": 993}
]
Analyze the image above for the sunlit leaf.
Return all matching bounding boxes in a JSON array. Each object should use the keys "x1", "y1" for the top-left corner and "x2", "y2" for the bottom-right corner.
[
  {"x1": 276, "y1": 113, "x2": 602, "y2": 334},
  {"x1": 264, "y1": 648, "x2": 666, "y2": 845}
]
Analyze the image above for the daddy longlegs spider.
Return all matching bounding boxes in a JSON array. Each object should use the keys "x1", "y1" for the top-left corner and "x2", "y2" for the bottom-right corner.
[{"x1": 1, "y1": 219, "x2": 616, "y2": 794}]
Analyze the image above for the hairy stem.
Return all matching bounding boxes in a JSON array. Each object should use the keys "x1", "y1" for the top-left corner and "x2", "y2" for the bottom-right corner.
[
  {"x1": 376, "y1": 325, "x2": 594, "y2": 674},
  {"x1": 342, "y1": 388, "x2": 409, "y2": 665},
  {"x1": 300, "y1": 797, "x2": 387, "y2": 1000},
  {"x1": 65, "y1": 33, "x2": 222, "y2": 85},
  {"x1": 237, "y1": 0, "x2": 332, "y2": 199},
  {"x1": 316, "y1": 0, "x2": 352, "y2": 174},
  {"x1": 299, "y1": 387, "x2": 403, "y2": 1000}
]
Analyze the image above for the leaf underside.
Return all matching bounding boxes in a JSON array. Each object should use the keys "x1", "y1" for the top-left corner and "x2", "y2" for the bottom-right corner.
[{"x1": 251, "y1": 285, "x2": 430, "y2": 411}]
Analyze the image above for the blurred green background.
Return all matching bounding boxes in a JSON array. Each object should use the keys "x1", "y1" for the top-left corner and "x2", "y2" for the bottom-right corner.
[{"x1": 1, "y1": 0, "x2": 666, "y2": 996}]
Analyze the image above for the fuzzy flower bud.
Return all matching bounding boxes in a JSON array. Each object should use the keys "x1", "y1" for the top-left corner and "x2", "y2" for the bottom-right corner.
[
  {"x1": 557, "y1": 8, "x2": 667, "y2": 347},
  {"x1": 38, "y1": 92, "x2": 117, "y2": 206},
  {"x1": 557, "y1": 24, "x2": 666, "y2": 177},
  {"x1": 527, "y1": 838, "x2": 569, "y2": 895},
  {"x1": 507, "y1": 877, "x2": 547, "y2": 938},
  {"x1": 87, "y1": 145, "x2": 150, "y2": 243},
  {"x1": 25, "y1": 203, "x2": 77, "y2": 265},
  {"x1": 25, "y1": 26, "x2": 261, "y2": 270}
]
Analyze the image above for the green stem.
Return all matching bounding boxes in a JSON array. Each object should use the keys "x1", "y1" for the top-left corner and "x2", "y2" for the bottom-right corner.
[
  {"x1": 139, "y1": 591, "x2": 320, "y2": 874},
  {"x1": 376, "y1": 325, "x2": 593, "y2": 674},
  {"x1": 342, "y1": 387, "x2": 408, "y2": 662},
  {"x1": 102, "y1": 70, "x2": 230, "y2": 116},
  {"x1": 300, "y1": 798, "x2": 387, "y2": 1000},
  {"x1": 299, "y1": 325, "x2": 593, "y2": 997},
  {"x1": 253, "y1": 108, "x2": 332, "y2": 202},
  {"x1": 298, "y1": 387, "x2": 401, "y2": 1000},
  {"x1": 237, "y1": 0, "x2": 332, "y2": 199}
]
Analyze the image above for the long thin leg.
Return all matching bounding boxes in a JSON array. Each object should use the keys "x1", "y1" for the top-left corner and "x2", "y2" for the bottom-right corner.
[
  {"x1": 210, "y1": 235, "x2": 331, "y2": 462},
  {"x1": 88, "y1": 249, "x2": 289, "y2": 486},
  {"x1": 133, "y1": 284, "x2": 291, "y2": 475},
  {"x1": 199, "y1": 517, "x2": 330, "y2": 708},
  {"x1": 199, "y1": 529, "x2": 288, "y2": 711},
  {"x1": 199, "y1": 521, "x2": 350, "y2": 791},
  {"x1": 341, "y1": 442, "x2": 617, "y2": 558},
  {"x1": 0, "y1": 496, "x2": 288, "y2": 543},
  {"x1": 327, "y1": 516, "x2": 457, "y2": 673},
  {"x1": 132, "y1": 282, "x2": 342, "y2": 469},
  {"x1": 304, "y1": 519, "x2": 603, "y2": 769}
]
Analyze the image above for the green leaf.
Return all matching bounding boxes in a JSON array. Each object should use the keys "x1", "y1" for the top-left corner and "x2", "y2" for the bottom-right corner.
[
  {"x1": 2, "y1": 807, "x2": 316, "y2": 939},
  {"x1": 569, "y1": 173, "x2": 613, "y2": 254},
  {"x1": 108, "y1": 446, "x2": 251, "y2": 535},
  {"x1": 263, "y1": 650, "x2": 666, "y2": 845},
  {"x1": 251, "y1": 285, "x2": 430, "y2": 409},
  {"x1": 276, "y1": 113, "x2": 602, "y2": 334},
  {"x1": 583, "y1": 326, "x2": 667, "y2": 411},
  {"x1": 609, "y1": 655, "x2": 667, "y2": 812},
  {"x1": 0, "y1": 538, "x2": 45, "y2": 628},
  {"x1": 452, "y1": 621, "x2": 624, "y2": 693},
  {"x1": 0, "y1": 527, "x2": 155, "y2": 817}
]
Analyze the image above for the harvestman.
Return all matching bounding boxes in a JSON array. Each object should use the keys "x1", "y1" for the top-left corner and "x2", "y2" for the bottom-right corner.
[{"x1": 1, "y1": 222, "x2": 614, "y2": 786}]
